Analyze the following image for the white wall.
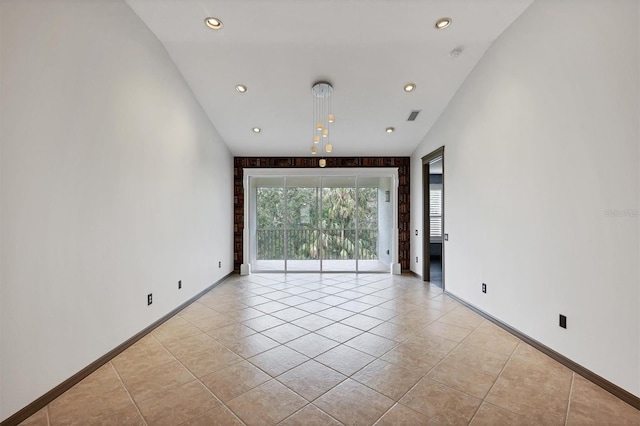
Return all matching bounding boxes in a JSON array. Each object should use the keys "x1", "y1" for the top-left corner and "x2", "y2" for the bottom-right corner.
[
  {"x1": 411, "y1": 0, "x2": 639, "y2": 397},
  {"x1": 0, "y1": 0, "x2": 234, "y2": 420}
]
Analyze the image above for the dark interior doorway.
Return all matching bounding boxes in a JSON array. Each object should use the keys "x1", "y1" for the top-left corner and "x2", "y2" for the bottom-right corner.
[{"x1": 422, "y1": 147, "x2": 444, "y2": 288}]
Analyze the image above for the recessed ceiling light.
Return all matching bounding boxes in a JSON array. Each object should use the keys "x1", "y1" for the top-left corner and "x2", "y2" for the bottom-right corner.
[
  {"x1": 386, "y1": 127, "x2": 395, "y2": 133},
  {"x1": 235, "y1": 84, "x2": 247, "y2": 93},
  {"x1": 435, "y1": 17, "x2": 451, "y2": 29},
  {"x1": 404, "y1": 83, "x2": 416, "y2": 93},
  {"x1": 204, "y1": 17, "x2": 223, "y2": 30},
  {"x1": 252, "y1": 127, "x2": 261, "y2": 133}
]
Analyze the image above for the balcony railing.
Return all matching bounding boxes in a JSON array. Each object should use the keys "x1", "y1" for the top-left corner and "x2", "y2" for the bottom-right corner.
[{"x1": 257, "y1": 229, "x2": 378, "y2": 261}]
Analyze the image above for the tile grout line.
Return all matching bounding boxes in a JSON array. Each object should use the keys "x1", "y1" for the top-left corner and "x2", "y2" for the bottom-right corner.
[
  {"x1": 273, "y1": 372, "x2": 348, "y2": 405},
  {"x1": 314, "y1": 290, "x2": 426, "y2": 424},
  {"x1": 348, "y1": 292, "x2": 456, "y2": 425},
  {"x1": 223, "y1": 280, "x2": 356, "y2": 417},
  {"x1": 158, "y1": 327, "x2": 249, "y2": 426},
  {"x1": 274, "y1": 402, "x2": 344, "y2": 426},
  {"x1": 109, "y1": 361, "x2": 149, "y2": 426},
  {"x1": 184, "y1": 281, "x2": 350, "y2": 420},
  {"x1": 377, "y1": 314, "x2": 486, "y2": 423},
  {"x1": 148, "y1": 332, "x2": 226, "y2": 424},
  {"x1": 213, "y1": 399, "x2": 248, "y2": 426},
  {"x1": 258, "y1": 272, "x2": 446, "y2": 422},
  {"x1": 470, "y1": 339, "x2": 524, "y2": 422},
  {"x1": 371, "y1": 402, "x2": 401, "y2": 426},
  {"x1": 270, "y1": 282, "x2": 445, "y2": 423},
  {"x1": 564, "y1": 373, "x2": 576, "y2": 426}
]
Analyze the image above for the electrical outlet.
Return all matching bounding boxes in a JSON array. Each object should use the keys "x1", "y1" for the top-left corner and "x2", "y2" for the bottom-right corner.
[
  {"x1": 416, "y1": 256, "x2": 418, "y2": 263},
  {"x1": 147, "y1": 293, "x2": 153, "y2": 305},
  {"x1": 386, "y1": 249, "x2": 389, "y2": 255},
  {"x1": 218, "y1": 261, "x2": 222, "y2": 268},
  {"x1": 444, "y1": 233, "x2": 449, "y2": 241},
  {"x1": 559, "y1": 314, "x2": 567, "y2": 329},
  {"x1": 178, "y1": 280, "x2": 182, "y2": 289},
  {"x1": 482, "y1": 283, "x2": 487, "y2": 293}
]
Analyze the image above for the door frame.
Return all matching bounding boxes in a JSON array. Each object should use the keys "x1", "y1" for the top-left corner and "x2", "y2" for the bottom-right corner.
[{"x1": 422, "y1": 147, "x2": 445, "y2": 288}]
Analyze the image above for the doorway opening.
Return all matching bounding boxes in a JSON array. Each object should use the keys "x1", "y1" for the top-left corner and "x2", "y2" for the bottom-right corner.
[{"x1": 422, "y1": 147, "x2": 444, "y2": 288}]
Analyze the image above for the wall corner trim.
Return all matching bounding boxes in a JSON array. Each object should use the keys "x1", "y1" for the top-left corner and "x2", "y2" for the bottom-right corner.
[
  {"x1": 444, "y1": 291, "x2": 640, "y2": 410},
  {"x1": 1, "y1": 272, "x2": 236, "y2": 426}
]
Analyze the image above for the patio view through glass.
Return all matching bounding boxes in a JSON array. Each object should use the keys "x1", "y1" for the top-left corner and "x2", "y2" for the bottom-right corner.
[{"x1": 250, "y1": 175, "x2": 393, "y2": 272}]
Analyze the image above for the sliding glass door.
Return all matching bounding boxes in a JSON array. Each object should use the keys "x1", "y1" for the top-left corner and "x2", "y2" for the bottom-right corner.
[
  {"x1": 357, "y1": 177, "x2": 385, "y2": 272},
  {"x1": 249, "y1": 172, "x2": 395, "y2": 273},
  {"x1": 321, "y1": 176, "x2": 357, "y2": 271},
  {"x1": 286, "y1": 177, "x2": 321, "y2": 271},
  {"x1": 253, "y1": 177, "x2": 285, "y2": 271}
]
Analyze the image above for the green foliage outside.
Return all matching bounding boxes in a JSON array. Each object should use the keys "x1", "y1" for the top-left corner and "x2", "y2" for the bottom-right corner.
[{"x1": 256, "y1": 186, "x2": 378, "y2": 261}]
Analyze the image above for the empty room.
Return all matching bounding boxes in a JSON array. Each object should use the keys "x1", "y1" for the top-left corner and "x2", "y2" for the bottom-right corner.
[{"x1": 1, "y1": 0, "x2": 638, "y2": 425}]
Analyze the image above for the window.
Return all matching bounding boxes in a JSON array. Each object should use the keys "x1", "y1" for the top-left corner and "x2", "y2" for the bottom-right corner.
[
  {"x1": 430, "y1": 186, "x2": 442, "y2": 241},
  {"x1": 247, "y1": 169, "x2": 397, "y2": 273}
]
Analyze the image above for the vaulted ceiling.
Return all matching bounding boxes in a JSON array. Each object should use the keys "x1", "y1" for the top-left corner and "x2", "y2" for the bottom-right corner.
[{"x1": 126, "y1": 0, "x2": 533, "y2": 157}]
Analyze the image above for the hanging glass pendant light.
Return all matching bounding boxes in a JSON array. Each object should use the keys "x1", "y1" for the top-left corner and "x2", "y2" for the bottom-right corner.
[{"x1": 312, "y1": 81, "x2": 334, "y2": 167}]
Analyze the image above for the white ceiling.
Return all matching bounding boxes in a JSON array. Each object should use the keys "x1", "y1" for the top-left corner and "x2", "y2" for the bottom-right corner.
[{"x1": 125, "y1": 0, "x2": 533, "y2": 157}]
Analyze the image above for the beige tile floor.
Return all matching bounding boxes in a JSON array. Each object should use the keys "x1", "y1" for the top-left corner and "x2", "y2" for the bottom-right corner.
[{"x1": 20, "y1": 273, "x2": 640, "y2": 426}]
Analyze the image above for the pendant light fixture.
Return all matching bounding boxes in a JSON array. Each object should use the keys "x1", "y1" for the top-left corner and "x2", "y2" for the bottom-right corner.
[{"x1": 310, "y1": 81, "x2": 334, "y2": 167}]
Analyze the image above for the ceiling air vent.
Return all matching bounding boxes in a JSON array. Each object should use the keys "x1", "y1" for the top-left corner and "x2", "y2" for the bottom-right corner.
[{"x1": 407, "y1": 110, "x2": 421, "y2": 121}]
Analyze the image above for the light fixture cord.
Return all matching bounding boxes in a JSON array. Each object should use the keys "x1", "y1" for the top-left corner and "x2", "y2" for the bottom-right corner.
[
  {"x1": 320, "y1": 89, "x2": 327, "y2": 154},
  {"x1": 327, "y1": 87, "x2": 330, "y2": 149},
  {"x1": 320, "y1": 89, "x2": 324, "y2": 164}
]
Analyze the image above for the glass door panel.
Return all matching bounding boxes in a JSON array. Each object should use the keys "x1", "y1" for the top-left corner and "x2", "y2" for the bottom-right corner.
[
  {"x1": 285, "y1": 176, "x2": 321, "y2": 271},
  {"x1": 321, "y1": 176, "x2": 357, "y2": 271},
  {"x1": 359, "y1": 176, "x2": 391, "y2": 272},
  {"x1": 252, "y1": 176, "x2": 285, "y2": 271},
  {"x1": 249, "y1": 172, "x2": 395, "y2": 274},
  {"x1": 357, "y1": 177, "x2": 380, "y2": 272}
]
